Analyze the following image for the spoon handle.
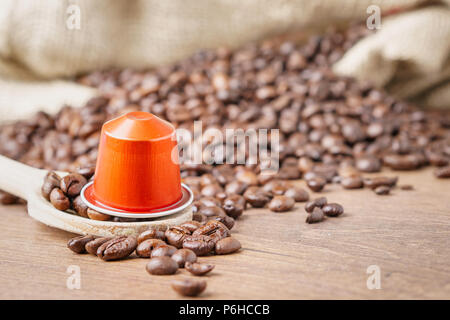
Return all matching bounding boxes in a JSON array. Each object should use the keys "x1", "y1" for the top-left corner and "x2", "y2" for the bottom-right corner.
[{"x1": 0, "y1": 155, "x2": 46, "y2": 200}]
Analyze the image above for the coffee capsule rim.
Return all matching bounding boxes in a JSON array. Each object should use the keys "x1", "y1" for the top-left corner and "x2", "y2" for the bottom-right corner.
[{"x1": 80, "y1": 182, "x2": 193, "y2": 219}]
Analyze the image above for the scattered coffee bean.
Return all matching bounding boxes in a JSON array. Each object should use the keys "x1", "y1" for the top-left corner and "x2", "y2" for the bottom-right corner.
[
  {"x1": 363, "y1": 176, "x2": 398, "y2": 189},
  {"x1": 165, "y1": 226, "x2": 191, "y2": 248},
  {"x1": 185, "y1": 262, "x2": 215, "y2": 276},
  {"x1": 211, "y1": 215, "x2": 235, "y2": 230},
  {"x1": 322, "y1": 203, "x2": 344, "y2": 217},
  {"x1": 146, "y1": 256, "x2": 179, "y2": 275},
  {"x1": 356, "y1": 156, "x2": 381, "y2": 173},
  {"x1": 374, "y1": 185, "x2": 391, "y2": 195},
  {"x1": 215, "y1": 237, "x2": 241, "y2": 255},
  {"x1": 137, "y1": 228, "x2": 166, "y2": 244},
  {"x1": 243, "y1": 187, "x2": 271, "y2": 208},
  {"x1": 400, "y1": 184, "x2": 414, "y2": 190},
  {"x1": 182, "y1": 235, "x2": 216, "y2": 256},
  {"x1": 268, "y1": 195, "x2": 295, "y2": 212},
  {"x1": 0, "y1": 191, "x2": 19, "y2": 205},
  {"x1": 151, "y1": 244, "x2": 177, "y2": 258},
  {"x1": 179, "y1": 221, "x2": 202, "y2": 233},
  {"x1": 171, "y1": 279, "x2": 206, "y2": 297},
  {"x1": 434, "y1": 166, "x2": 450, "y2": 178},
  {"x1": 85, "y1": 237, "x2": 111, "y2": 255},
  {"x1": 284, "y1": 186, "x2": 309, "y2": 202},
  {"x1": 222, "y1": 194, "x2": 246, "y2": 218},
  {"x1": 341, "y1": 175, "x2": 363, "y2": 189},
  {"x1": 304, "y1": 197, "x2": 327, "y2": 213},
  {"x1": 97, "y1": 236, "x2": 137, "y2": 261},
  {"x1": 136, "y1": 238, "x2": 166, "y2": 258},
  {"x1": 67, "y1": 235, "x2": 96, "y2": 254},
  {"x1": 306, "y1": 207, "x2": 325, "y2": 224},
  {"x1": 171, "y1": 248, "x2": 197, "y2": 267},
  {"x1": 306, "y1": 177, "x2": 326, "y2": 192},
  {"x1": 49, "y1": 188, "x2": 70, "y2": 211}
]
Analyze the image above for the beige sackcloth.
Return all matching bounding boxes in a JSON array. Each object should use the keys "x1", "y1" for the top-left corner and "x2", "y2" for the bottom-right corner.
[{"x1": 0, "y1": 0, "x2": 448, "y2": 124}]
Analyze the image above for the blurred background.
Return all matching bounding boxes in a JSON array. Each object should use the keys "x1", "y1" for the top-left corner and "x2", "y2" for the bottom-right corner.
[{"x1": 0, "y1": 0, "x2": 449, "y2": 124}]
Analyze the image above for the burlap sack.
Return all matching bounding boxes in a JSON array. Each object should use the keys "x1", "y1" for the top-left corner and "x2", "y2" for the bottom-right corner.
[{"x1": 0, "y1": 0, "x2": 445, "y2": 124}]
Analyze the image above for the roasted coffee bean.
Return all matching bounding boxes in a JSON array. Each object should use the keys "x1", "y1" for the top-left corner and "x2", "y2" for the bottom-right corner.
[
  {"x1": 50, "y1": 188, "x2": 70, "y2": 211},
  {"x1": 179, "y1": 221, "x2": 202, "y2": 233},
  {"x1": 374, "y1": 185, "x2": 390, "y2": 195},
  {"x1": 137, "y1": 228, "x2": 166, "y2": 244},
  {"x1": 222, "y1": 194, "x2": 245, "y2": 218},
  {"x1": 97, "y1": 236, "x2": 137, "y2": 261},
  {"x1": 236, "y1": 170, "x2": 258, "y2": 186},
  {"x1": 198, "y1": 196, "x2": 221, "y2": 208},
  {"x1": 85, "y1": 237, "x2": 111, "y2": 255},
  {"x1": 434, "y1": 166, "x2": 450, "y2": 178},
  {"x1": 146, "y1": 256, "x2": 179, "y2": 275},
  {"x1": 400, "y1": 184, "x2": 414, "y2": 190},
  {"x1": 192, "y1": 212, "x2": 208, "y2": 223},
  {"x1": 151, "y1": 245, "x2": 177, "y2": 258},
  {"x1": 341, "y1": 175, "x2": 363, "y2": 189},
  {"x1": 0, "y1": 191, "x2": 19, "y2": 205},
  {"x1": 41, "y1": 171, "x2": 61, "y2": 200},
  {"x1": 322, "y1": 203, "x2": 344, "y2": 217},
  {"x1": 86, "y1": 208, "x2": 111, "y2": 221},
  {"x1": 76, "y1": 165, "x2": 96, "y2": 180},
  {"x1": 305, "y1": 207, "x2": 325, "y2": 224},
  {"x1": 383, "y1": 154, "x2": 424, "y2": 170},
  {"x1": 165, "y1": 226, "x2": 191, "y2": 248},
  {"x1": 182, "y1": 235, "x2": 215, "y2": 256},
  {"x1": 225, "y1": 180, "x2": 248, "y2": 195},
  {"x1": 67, "y1": 235, "x2": 96, "y2": 253},
  {"x1": 355, "y1": 156, "x2": 381, "y2": 173},
  {"x1": 171, "y1": 279, "x2": 206, "y2": 297},
  {"x1": 268, "y1": 195, "x2": 295, "y2": 212},
  {"x1": 363, "y1": 176, "x2": 398, "y2": 189},
  {"x1": 284, "y1": 186, "x2": 309, "y2": 202},
  {"x1": 215, "y1": 237, "x2": 241, "y2": 255},
  {"x1": 72, "y1": 195, "x2": 88, "y2": 218},
  {"x1": 304, "y1": 197, "x2": 327, "y2": 213},
  {"x1": 306, "y1": 176, "x2": 326, "y2": 192},
  {"x1": 201, "y1": 183, "x2": 223, "y2": 197},
  {"x1": 198, "y1": 205, "x2": 226, "y2": 218},
  {"x1": 243, "y1": 187, "x2": 271, "y2": 208},
  {"x1": 60, "y1": 173, "x2": 87, "y2": 197},
  {"x1": 211, "y1": 215, "x2": 235, "y2": 230},
  {"x1": 192, "y1": 220, "x2": 229, "y2": 238},
  {"x1": 171, "y1": 248, "x2": 197, "y2": 267},
  {"x1": 185, "y1": 262, "x2": 215, "y2": 276},
  {"x1": 136, "y1": 239, "x2": 166, "y2": 258}
]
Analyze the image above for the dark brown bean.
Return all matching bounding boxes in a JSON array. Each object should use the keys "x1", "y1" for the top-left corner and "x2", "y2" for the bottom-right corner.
[
  {"x1": 150, "y1": 244, "x2": 177, "y2": 258},
  {"x1": 72, "y1": 195, "x2": 88, "y2": 218},
  {"x1": 284, "y1": 187, "x2": 309, "y2": 202},
  {"x1": 97, "y1": 236, "x2": 137, "y2": 261},
  {"x1": 215, "y1": 237, "x2": 241, "y2": 254},
  {"x1": 374, "y1": 185, "x2": 390, "y2": 195},
  {"x1": 210, "y1": 215, "x2": 235, "y2": 230},
  {"x1": 86, "y1": 208, "x2": 111, "y2": 221},
  {"x1": 50, "y1": 188, "x2": 70, "y2": 211},
  {"x1": 185, "y1": 262, "x2": 215, "y2": 276},
  {"x1": 41, "y1": 171, "x2": 61, "y2": 200},
  {"x1": 304, "y1": 197, "x2": 327, "y2": 213},
  {"x1": 137, "y1": 228, "x2": 166, "y2": 244},
  {"x1": 356, "y1": 156, "x2": 381, "y2": 173},
  {"x1": 179, "y1": 221, "x2": 202, "y2": 233},
  {"x1": 182, "y1": 235, "x2": 216, "y2": 256},
  {"x1": 171, "y1": 279, "x2": 206, "y2": 297},
  {"x1": 322, "y1": 203, "x2": 344, "y2": 217},
  {"x1": 268, "y1": 195, "x2": 295, "y2": 212},
  {"x1": 306, "y1": 176, "x2": 326, "y2": 192},
  {"x1": 146, "y1": 256, "x2": 179, "y2": 275},
  {"x1": 243, "y1": 187, "x2": 271, "y2": 208},
  {"x1": 171, "y1": 248, "x2": 197, "y2": 267},
  {"x1": 306, "y1": 207, "x2": 325, "y2": 224},
  {"x1": 67, "y1": 235, "x2": 96, "y2": 254},
  {"x1": 363, "y1": 176, "x2": 398, "y2": 189},
  {"x1": 85, "y1": 237, "x2": 111, "y2": 255},
  {"x1": 341, "y1": 175, "x2": 363, "y2": 189},
  {"x1": 434, "y1": 166, "x2": 450, "y2": 178},
  {"x1": 165, "y1": 226, "x2": 191, "y2": 248},
  {"x1": 136, "y1": 239, "x2": 166, "y2": 258},
  {"x1": 222, "y1": 194, "x2": 245, "y2": 218},
  {"x1": 60, "y1": 173, "x2": 87, "y2": 197}
]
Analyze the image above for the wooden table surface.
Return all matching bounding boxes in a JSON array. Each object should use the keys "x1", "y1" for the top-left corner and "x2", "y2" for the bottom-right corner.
[{"x1": 1, "y1": 167, "x2": 449, "y2": 299}]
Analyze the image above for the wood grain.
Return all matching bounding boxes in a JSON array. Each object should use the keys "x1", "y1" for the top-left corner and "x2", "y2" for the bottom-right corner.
[{"x1": 0, "y1": 167, "x2": 449, "y2": 299}]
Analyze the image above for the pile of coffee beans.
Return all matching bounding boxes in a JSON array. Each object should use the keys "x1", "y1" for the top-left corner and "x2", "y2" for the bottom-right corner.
[
  {"x1": 1, "y1": 22, "x2": 449, "y2": 213},
  {"x1": 68, "y1": 222, "x2": 241, "y2": 296}
]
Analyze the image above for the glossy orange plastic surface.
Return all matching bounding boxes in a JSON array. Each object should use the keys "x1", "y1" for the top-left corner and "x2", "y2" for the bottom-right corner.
[{"x1": 92, "y1": 111, "x2": 182, "y2": 212}]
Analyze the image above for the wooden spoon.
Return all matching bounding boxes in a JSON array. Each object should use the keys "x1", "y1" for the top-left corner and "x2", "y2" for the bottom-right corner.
[{"x1": 0, "y1": 155, "x2": 192, "y2": 236}]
